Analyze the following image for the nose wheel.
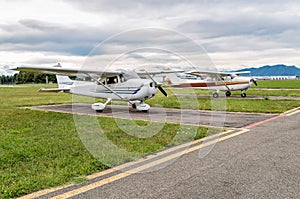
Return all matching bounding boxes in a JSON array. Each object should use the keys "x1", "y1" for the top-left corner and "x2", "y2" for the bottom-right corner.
[
  {"x1": 241, "y1": 92, "x2": 246, "y2": 98},
  {"x1": 131, "y1": 101, "x2": 150, "y2": 112}
]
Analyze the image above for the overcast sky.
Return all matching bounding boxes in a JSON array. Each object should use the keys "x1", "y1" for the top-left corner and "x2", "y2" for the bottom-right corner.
[{"x1": 1, "y1": 0, "x2": 300, "y2": 72}]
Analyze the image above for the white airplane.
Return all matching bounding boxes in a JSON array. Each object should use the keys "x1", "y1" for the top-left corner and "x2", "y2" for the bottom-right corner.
[
  {"x1": 12, "y1": 64, "x2": 181, "y2": 112},
  {"x1": 166, "y1": 71, "x2": 258, "y2": 98}
]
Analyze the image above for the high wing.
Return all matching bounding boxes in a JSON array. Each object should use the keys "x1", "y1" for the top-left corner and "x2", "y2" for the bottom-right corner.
[
  {"x1": 186, "y1": 70, "x2": 250, "y2": 77},
  {"x1": 11, "y1": 65, "x2": 122, "y2": 78},
  {"x1": 135, "y1": 68, "x2": 185, "y2": 75},
  {"x1": 11, "y1": 65, "x2": 183, "y2": 78}
]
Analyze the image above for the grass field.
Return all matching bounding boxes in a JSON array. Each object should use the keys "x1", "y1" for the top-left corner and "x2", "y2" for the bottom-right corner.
[
  {"x1": 255, "y1": 80, "x2": 300, "y2": 89},
  {"x1": 0, "y1": 82, "x2": 300, "y2": 198},
  {"x1": 0, "y1": 85, "x2": 217, "y2": 198}
]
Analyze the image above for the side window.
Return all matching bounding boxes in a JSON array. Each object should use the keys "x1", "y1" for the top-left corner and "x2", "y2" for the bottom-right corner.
[
  {"x1": 106, "y1": 74, "x2": 125, "y2": 84},
  {"x1": 105, "y1": 75, "x2": 125, "y2": 84},
  {"x1": 119, "y1": 74, "x2": 125, "y2": 83},
  {"x1": 107, "y1": 76, "x2": 118, "y2": 84}
]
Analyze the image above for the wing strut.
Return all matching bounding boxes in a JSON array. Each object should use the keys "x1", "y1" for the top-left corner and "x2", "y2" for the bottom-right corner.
[
  {"x1": 85, "y1": 73, "x2": 129, "y2": 102},
  {"x1": 216, "y1": 74, "x2": 231, "y2": 91}
]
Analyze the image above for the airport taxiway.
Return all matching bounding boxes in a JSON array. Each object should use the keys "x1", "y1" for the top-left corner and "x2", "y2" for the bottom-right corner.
[
  {"x1": 30, "y1": 104, "x2": 277, "y2": 128},
  {"x1": 72, "y1": 108, "x2": 300, "y2": 199},
  {"x1": 20, "y1": 107, "x2": 300, "y2": 199}
]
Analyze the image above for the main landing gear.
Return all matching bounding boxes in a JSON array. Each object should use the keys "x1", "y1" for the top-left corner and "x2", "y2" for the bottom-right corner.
[
  {"x1": 225, "y1": 91, "x2": 231, "y2": 97},
  {"x1": 213, "y1": 91, "x2": 232, "y2": 98},
  {"x1": 212, "y1": 90, "x2": 247, "y2": 98},
  {"x1": 92, "y1": 100, "x2": 150, "y2": 113},
  {"x1": 91, "y1": 98, "x2": 112, "y2": 112},
  {"x1": 213, "y1": 91, "x2": 231, "y2": 98},
  {"x1": 212, "y1": 92, "x2": 219, "y2": 98}
]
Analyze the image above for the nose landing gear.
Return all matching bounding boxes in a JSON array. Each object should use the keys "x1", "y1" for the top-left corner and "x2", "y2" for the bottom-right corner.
[
  {"x1": 131, "y1": 101, "x2": 150, "y2": 112},
  {"x1": 241, "y1": 91, "x2": 246, "y2": 98}
]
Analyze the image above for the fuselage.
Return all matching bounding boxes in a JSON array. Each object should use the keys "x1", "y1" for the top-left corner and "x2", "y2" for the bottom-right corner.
[
  {"x1": 168, "y1": 76, "x2": 253, "y2": 91},
  {"x1": 70, "y1": 78, "x2": 158, "y2": 101}
]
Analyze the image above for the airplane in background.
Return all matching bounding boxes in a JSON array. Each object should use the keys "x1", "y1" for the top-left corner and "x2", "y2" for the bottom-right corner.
[
  {"x1": 165, "y1": 71, "x2": 258, "y2": 98},
  {"x1": 12, "y1": 64, "x2": 181, "y2": 112}
]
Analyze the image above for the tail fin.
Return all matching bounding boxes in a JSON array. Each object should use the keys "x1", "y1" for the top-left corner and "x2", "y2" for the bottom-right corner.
[
  {"x1": 166, "y1": 77, "x2": 172, "y2": 85},
  {"x1": 56, "y1": 75, "x2": 74, "y2": 89},
  {"x1": 165, "y1": 73, "x2": 184, "y2": 86}
]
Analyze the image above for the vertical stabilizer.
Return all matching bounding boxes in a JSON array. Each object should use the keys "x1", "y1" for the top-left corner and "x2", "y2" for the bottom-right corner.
[
  {"x1": 165, "y1": 73, "x2": 184, "y2": 85},
  {"x1": 56, "y1": 75, "x2": 74, "y2": 89}
]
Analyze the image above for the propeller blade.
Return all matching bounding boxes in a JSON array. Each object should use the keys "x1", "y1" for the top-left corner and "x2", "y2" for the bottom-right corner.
[
  {"x1": 158, "y1": 86, "x2": 168, "y2": 97},
  {"x1": 250, "y1": 78, "x2": 258, "y2": 86},
  {"x1": 144, "y1": 70, "x2": 168, "y2": 96}
]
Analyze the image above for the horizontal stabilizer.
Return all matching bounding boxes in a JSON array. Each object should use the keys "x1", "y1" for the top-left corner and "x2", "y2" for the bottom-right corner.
[{"x1": 38, "y1": 88, "x2": 70, "y2": 93}]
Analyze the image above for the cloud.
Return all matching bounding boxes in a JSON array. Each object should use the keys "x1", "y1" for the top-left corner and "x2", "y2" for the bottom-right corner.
[
  {"x1": 81, "y1": 28, "x2": 215, "y2": 71},
  {"x1": 1, "y1": 0, "x2": 300, "y2": 69},
  {"x1": 0, "y1": 19, "x2": 114, "y2": 55},
  {"x1": 177, "y1": 1, "x2": 300, "y2": 47}
]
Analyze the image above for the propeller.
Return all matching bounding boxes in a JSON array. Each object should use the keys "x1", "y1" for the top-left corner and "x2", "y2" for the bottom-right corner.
[
  {"x1": 250, "y1": 78, "x2": 258, "y2": 86},
  {"x1": 158, "y1": 85, "x2": 168, "y2": 97},
  {"x1": 145, "y1": 71, "x2": 168, "y2": 97}
]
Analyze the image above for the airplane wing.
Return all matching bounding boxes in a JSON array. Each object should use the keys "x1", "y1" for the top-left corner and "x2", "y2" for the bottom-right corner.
[
  {"x1": 135, "y1": 68, "x2": 184, "y2": 75},
  {"x1": 11, "y1": 65, "x2": 122, "y2": 77},
  {"x1": 186, "y1": 70, "x2": 250, "y2": 77},
  {"x1": 11, "y1": 65, "x2": 183, "y2": 77},
  {"x1": 231, "y1": 71, "x2": 251, "y2": 75}
]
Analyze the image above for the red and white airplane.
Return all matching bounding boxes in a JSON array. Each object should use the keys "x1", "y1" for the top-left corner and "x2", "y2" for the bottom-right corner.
[{"x1": 166, "y1": 71, "x2": 258, "y2": 98}]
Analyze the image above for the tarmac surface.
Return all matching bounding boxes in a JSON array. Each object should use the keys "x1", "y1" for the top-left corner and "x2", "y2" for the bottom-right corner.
[
  {"x1": 72, "y1": 110, "x2": 300, "y2": 199},
  {"x1": 30, "y1": 104, "x2": 277, "y2": 128},
  {"x1": 21, "y1": 107, "x2": 300, "y2": 199}
]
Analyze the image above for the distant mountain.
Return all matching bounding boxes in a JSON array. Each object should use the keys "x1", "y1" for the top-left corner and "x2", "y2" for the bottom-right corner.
[{"x1": 234, "y1": 64, "x2": 300, "y2": 76}]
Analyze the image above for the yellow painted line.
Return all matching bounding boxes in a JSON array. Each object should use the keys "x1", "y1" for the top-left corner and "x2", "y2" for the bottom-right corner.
[
  {"x1": 50, "y1": 128, "x2": 249, "y2": 199},
  {"x1": 286, "y1": 109, "x2": 300, "y2": 116},
  {"x1": 86, "y1": 129, "x2": 233, "y2": 180},
  {"x1": 17, "y1": 184, "x2": 74, "y2": 199},
  {"x1": 18, "y1": 129, "x2": 233, "y2": 199},
  {"x1": 128, "y1": 129, "x2": 234, "y2": 161},
  {"x1": 283, "y1": 107, "x2": 300, "y2": 115}
]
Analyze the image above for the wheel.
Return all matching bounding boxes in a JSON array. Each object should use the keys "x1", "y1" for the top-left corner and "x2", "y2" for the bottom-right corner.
[
  {"x1": 132, "y1": 103, "x2": 137, "y2": 109},
  {"x1": 91, "y1": 103, "x2": 105, "y2": 112},
  {"x1": 212, "y1": 92, "x2": 219, "y2": 98},
  {"x1": 225, "y1": 91, "x2": 231, "y2": 97},
  {"x1": 241, "y1": 93, "x2": 246, "y2": 98}
]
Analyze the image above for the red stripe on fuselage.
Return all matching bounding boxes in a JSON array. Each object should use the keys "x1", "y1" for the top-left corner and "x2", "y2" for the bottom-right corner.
[{"x1": 179, "y1": 81, "x2": 249, "y2": 88}]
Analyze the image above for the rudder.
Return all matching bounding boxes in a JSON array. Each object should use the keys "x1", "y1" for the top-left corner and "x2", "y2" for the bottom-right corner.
[{"x1": 56, "y1": 75, "x2": 74, "y2": 89}]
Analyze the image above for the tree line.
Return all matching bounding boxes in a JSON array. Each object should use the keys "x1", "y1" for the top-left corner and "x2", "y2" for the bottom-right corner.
[{"x1": 0, "y1": 72, "x2": 57, "y2": 84}]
